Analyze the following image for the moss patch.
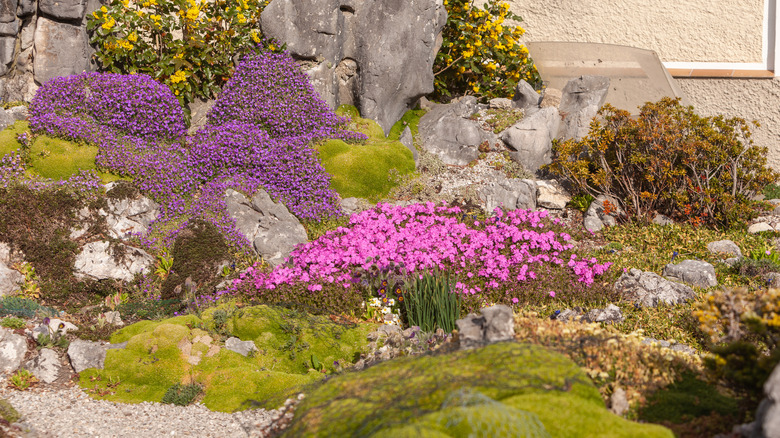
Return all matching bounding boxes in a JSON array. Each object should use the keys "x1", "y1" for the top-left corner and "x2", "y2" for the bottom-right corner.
[
  {"x1": 80, "y1": 305, "x2": 375, "y2": 412},
  {"x1": 317, "y1": 106, "x2": 416, "y2": 202},
  {"x1": 0, "y1": 120, "x2": 28, "y2": 157},
  {"x1": 161, "y1": 219, "x2": 230, "y2": 300},
  {"x1": 283, "y1": 342, "x2": 673, "y2": 437}
]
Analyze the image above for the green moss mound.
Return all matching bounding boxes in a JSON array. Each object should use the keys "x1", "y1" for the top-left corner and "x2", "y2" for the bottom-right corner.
[
  {"x1": 161, "y1": 219, "x2": 230, "y2": 300},
  {"x1": 316, "y1": 106, "x2": 416, "y2": 202},
  {"x1": 0, "y1": 121, "x2": 124, "y2": 183},
  {"x1": 79, "y1": 305, "x2": 376, "y2": 412},
  {"x1": 283, "y1": 342, "x2": 674, "y2": 438},
  {"x1": 639, "y1": 373, "x2": 739, "y2": 424}
]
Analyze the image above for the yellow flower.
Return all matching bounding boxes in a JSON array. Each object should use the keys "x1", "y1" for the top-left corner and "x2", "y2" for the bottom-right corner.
[
  {"x1": 102, "y1": 17, "x2": 115, "y2": 30},
  {"x1": 100, "y1": 5, "x2": 107, "y2": 12},
  {"x1": 237, "y1": 13, "x2": 246, "y2": 23},
  {"x1": 472, "y1": 85, "x2": 480, "y2": 93},
  {"x1": 170, "y1": 70, "x2": 187, "y2": 84},
  {"x1": 121, "y1": 0, "x2": 128, "y2": 7},
  {"x1": 250, "y1": 29, "x2": 261, "y2": 43},
  {"x1": 150, "y1": 14, "x2": 161, "y2": 22},
  {"x1": 127, "y1": 32, "x2": 137, "y2": 42}
]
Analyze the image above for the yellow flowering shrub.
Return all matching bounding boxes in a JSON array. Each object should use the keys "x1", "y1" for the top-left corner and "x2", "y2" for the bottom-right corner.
[
  {"x1": 88, "y1": 0, "x2": 275, "y2": 106},
  {"x1": 433, "y1": 0, "x2": 541, "y2": 101}
]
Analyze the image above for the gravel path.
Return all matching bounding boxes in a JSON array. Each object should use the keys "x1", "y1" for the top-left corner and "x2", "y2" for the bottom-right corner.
[{"x1": 0, "y1": 385, "x2": 284, "y2": 438}]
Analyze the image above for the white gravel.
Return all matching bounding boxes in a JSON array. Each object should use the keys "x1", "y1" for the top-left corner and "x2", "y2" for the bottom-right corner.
[{"x1": 0, "y1": 385, "x2": 281, "y2": 438}]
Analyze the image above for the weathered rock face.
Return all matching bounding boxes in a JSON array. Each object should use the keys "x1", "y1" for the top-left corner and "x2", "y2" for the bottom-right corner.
[
  {"x1": 25, "y1": 347, "x2": 61, "y2": 383},
  {"x1": 614, "y1": 268, "x2": 696, "y2": 307},
  {"x1": 707, "y1": 239, "x2": 742, "y2": 258},
  {"x1": 0, "y1": 258, "x2": 23, "y2": 295},
  {"x1": 500, "y1": 107, "x2": 559, "y2": 173},
  {"x1": 557, "y1": 75, "x2": 610, "y2": 141},
  {"x1": 479, "y1": 178, "x2": 537, "y2": 213},
  {"x1": 455, "y1": 304, "x2": 515, "y2": 350},
  {"x1": 0, "y1": 329, "x2": 27, "y2": 373},
  {"x1": 584, "y1": 194, "x2": 623, "y2": 232},
  {"x1": 418, "y1": 97, "x2": 498, "y2": 165},
  {"x1": 67, "y1": 339, "x2": 107, "y2": 373},
  {"x1": 33, "y1": 16, "x2": 91, "y2": 85},
  {"x1": 38, "y1": 0, "x2": 87, "y2": 21},
  {"x1": 224, "y1": 189, "x2": 308, "y2": 266},
  {"x1": 261, "y1": 0, "x2": 447, "y2": 135}
]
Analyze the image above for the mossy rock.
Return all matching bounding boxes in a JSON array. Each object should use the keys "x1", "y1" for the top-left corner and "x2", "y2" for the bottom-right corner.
[
  {"x1": 283, "y1": 342, "x2": 674, "y2": 438},
  {"x1": 317, "y1": 106, "x2": 417, "y2": 202},
  {"x1": 0, "y1": 121, "x2": 124, "y2": 183},
  {"x1": 161, "y1": 219, "x2": 230, "y2": 300},
  {"x1": 78, "y1": 305, "x2": 376, "y2": 412},
  {"x1": 0, "y1": 398, "x2": 20, "y2": 424}
]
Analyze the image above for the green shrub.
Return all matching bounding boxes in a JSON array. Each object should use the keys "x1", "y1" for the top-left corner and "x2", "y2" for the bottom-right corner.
[
  {"x1": 88, "y1": 0, "x2": 270, "y2": 106},
  {"x1": 547, "y1": 98, "x2": 779, "y2": 228},
  {"x1": 161, "y1": 383, "x2": 202, "y2": 406},
  {"x1": 433, "y1": 0, "x2": 541, "y2": 100}
]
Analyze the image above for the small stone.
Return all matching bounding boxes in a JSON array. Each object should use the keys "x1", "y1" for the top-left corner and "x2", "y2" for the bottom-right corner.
[
  {"x1": 225, "y1": 337, "x2": 257, "y2": 357},
  {"x1": 748, "y1": 222, "x2": 774, "y2": 234},
  {"x1": 707, "y1": 240, "x2": 742, "y2": 258},
  {"x1": 610, "y1": 387, "x2": 629, "y2": 416},
  {"x1": 662, "y1": 259, "x2": 717, "y2": 288}
]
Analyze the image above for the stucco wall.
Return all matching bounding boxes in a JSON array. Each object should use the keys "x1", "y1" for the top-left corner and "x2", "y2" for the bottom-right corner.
[
  {"x1": 676, "y1": 78, "x2": 780, "y2": 170},
  {"x1": 508, "y1": 0, "x2": 765, "y2": 63}
]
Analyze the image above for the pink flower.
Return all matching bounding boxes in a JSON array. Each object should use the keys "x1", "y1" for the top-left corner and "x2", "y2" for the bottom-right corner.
[
  {"x1": 511, "y1": 297, "x2": 519, "y2": 304},
  {"x1": 549, "y1": 291, "x2": 556, "y2": 297}
]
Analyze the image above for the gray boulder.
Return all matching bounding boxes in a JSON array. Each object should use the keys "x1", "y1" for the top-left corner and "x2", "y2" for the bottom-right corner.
[
  {"x1": 499, "y1": 107, "x2": 560, "y2": 174},
  {"x1": 610, "y1": 387, "x2": 629, "y2": 416},
  {"x1": 662, "y1": 259, "x2": 717, "y2": 288},
  {"x1": 707, "y1": 240, "x2": 742, "y2": 258},
  {"x1": 584, "y1": 304, "x2": 624, "y2": 323},
  {"x1": 749, "y1": 223, "x2": 775, "y2": 234},
  {"x1": 0, "y1": 35, "x2": 13, "y2": 76},
  {"x1": 640, "y1": 338, "x2": 696, "y2": 355},
  {"x1": 652, "y1": 214, "x2": 674, "y2": 226},
  {"x1": 0, "y1": 330, "x2": 27, "y2": 373},
  {"x1": 24, "y1": 348, "x2": 60, "y2": 384},
  {"x1": 456, "y1": 304, "x2": 514, "y2": 350},
  {"x1": 0, "y1": 259, "x2": 23, "y2": 296},
  {"x1": 0, "y1": 0, "x2": 15, "y2": 23},
  {"x1": 67, "y1": 339, "x2": 128, "y2": 373},
  {"x1": 614, "y1": 268, "x2": 696, "y2": 307},
  {"x1": 399, "y1": 126, "x2": 417, "y2": 164},
  {"x1": 39, "y1": 0, "x2": 87, "y2": 20},
  {"x1": 743, "y1": 361, "x2": 780, "y2": 438},
  {"x1": 418, "y1": 97, "x2": 497, "y2": 166},
  {"x1": 488, "y1": 97, "x2": 513, "y2": 110},
  {"x1": 224, "y1": 189, "x2": 308, "y2": 267},
  {"x1": 512, "y1": 80, "x2": 541, "y2": 110},
  {"x1": 34, "y1": 17, "x2": 92, "y2": 85},
  {"x1": 261, "y1": 0, "x2": 447, "y2": 135},
  {"x1": 584, "y1": 195, "x2": 623, "y2": 232},
  {"x1": 479, "y1": 178, "x2": 536, "y2": 213},
  {"x1": 187, "y1": 98, "x2": 216, "y2": 136},
  {"x1": 17, "y1": 0, "x2": 33, "y2": 16},
  {"x1": 557, "y1": 75, "x2": 610, "y2": 141},
  {"x1": 225, "y1": 337, "x2": 257, "y2": 357},
  {"x1": 73, "y1": 241, "x2": 154, "y2": 282}
]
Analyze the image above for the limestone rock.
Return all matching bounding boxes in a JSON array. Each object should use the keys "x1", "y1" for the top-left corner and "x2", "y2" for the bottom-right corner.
[
  {"x1": 512, "y1": 80, "x2": 541, "y2": 110},
  {"x1": 0, "y1": 330, "x2": 27, "y2": 373},
  {"x1": 399, "y1": 126, "x2": 417, "y2": 164},
  {"x1": 488, "y1": 97, "x2": 512, "y2": 110},
  {"x1": 73, "y1": 241, "x2": 154, "y2": 282},
  {"x1": 610, "y1": 387, "x2": 629, "y2": 416},
  {"x1": 614, "y1": 268, "x2": 696, "y2": 307},
  {"x1": 707, "y1": 240, "x2": 742, "y2": 258},
  {"x1": 535, "y1": 179, "x2": 570, "y2": 210},
  {"x1": 0, "y1": 259, "x2": 23, "y2": 296},
  {"x1": 557, "y1": 75, "x2": 610, "y2": 141},
  {"x1": 746, "y1": 361, "x2": 780, "y2": 438},
  {"x1": 224, "y1": 189, "x2": 308, "y2": 267},
  {"x1": 16, "y1": 0, "x2": 33, "y2": 16},
  {"x1": 101, "y1": 182, "x2": 160, "y2": 239},
  {"x1": 46, "y1": 318, "x2": 78, "y2": 336},
  {"x1": 0, "y1": 36, "x2": 14, "y2": 76},
  {"x1": 652, "y1": 214, "x2": 673, "y2": 226},
  {"x1": 584, "y1": 304, "x2": 624, "y2": 323},
  {"x1": 39, "y1": 0, "x2": 87, "y2": 21},
  {"x1": 662, "y1": 259, "x2": 717, "y2": 288},
  {"x1": 67, "y1": 339, "x2": 107, "y2": 373},
  {"x1": 418, "y1": 97, "x2": 497, "y2": 166},
  {"x1": 187, "y1": 98, "x2": 216, "y2": 136},
  {"x1": 261, "y1": 0, "x2": 447, "y2": 135},
  {"x1": 748, "y1": 222, "x2": 774, "y2": 234},
  {"x1": 0, "y1": 0, "x2": 15, "y2": 23},
  {"x1": 499, "y1": 107, "x2": 559, "y2": 174},
  {"x1": 34, "y1": 17, "x2": 92, "y2": 85},
  {"x1": 479, "y1": 178, "x2": 536, "y2": 213},
  {"x1": 456, "y1": 304, "x2": 514, "y2": 350},
  {"x1": 584, "y1": 195, "x2": 623, "y2": 231},
  {"x1": 225, "y1": 337, "x2": 257, "y2": 357},
  {"x1": 540, "y1": 87, "x2": 562, "y2": 109},
  {"x1": 24, "y1": 348, "x2": 60, "y2": 384}
]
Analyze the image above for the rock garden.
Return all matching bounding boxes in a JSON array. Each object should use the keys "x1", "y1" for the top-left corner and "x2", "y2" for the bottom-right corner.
[{"x1": 0, "y1": 0, "x2": 777, "y2": 437}]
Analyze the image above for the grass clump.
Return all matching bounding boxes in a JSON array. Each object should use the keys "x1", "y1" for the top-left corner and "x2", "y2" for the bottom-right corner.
[{"x1": 161, "y1": 383, "x2": 203, "y2": 406}]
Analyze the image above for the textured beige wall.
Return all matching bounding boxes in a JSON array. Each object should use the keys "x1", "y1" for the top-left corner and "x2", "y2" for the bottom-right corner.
[
  {"x1": 508, "y1": 0, "x2": 765, "y2": 63},
  {"x1": 676, "y1": 78, "x2": 780, "y2": 171}
]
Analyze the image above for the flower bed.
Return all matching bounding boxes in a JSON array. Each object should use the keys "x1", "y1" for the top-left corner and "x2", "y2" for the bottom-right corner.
[{"x1": 234, "y1": 203, "x2": 613, "y2": 314}]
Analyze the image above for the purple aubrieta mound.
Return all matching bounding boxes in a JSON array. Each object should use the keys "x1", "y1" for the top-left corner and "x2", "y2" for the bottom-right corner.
[
  {"x1": 206, "y1": 50, "x2": 365, "y2": 142},
  {"x1": 29, "y1": 72, "x2": 187, "y2": 141}
]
